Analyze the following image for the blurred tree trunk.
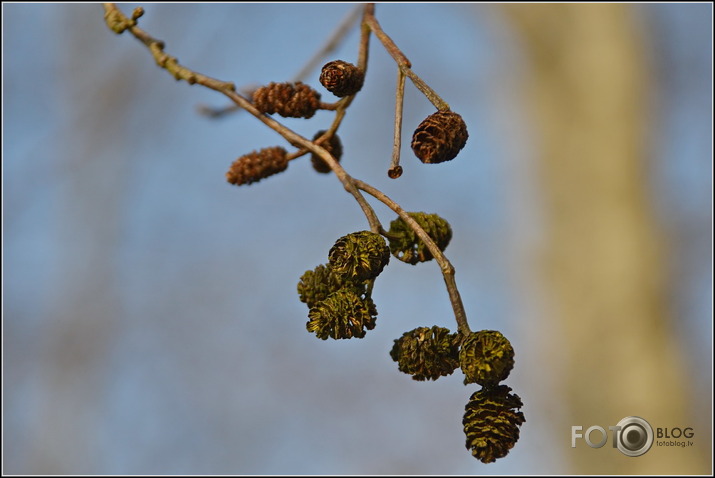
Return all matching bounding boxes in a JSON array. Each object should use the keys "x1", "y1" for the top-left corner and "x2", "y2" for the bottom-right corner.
[{"x1": 501, "y1": 4, "x2": 709, "y2": 474}]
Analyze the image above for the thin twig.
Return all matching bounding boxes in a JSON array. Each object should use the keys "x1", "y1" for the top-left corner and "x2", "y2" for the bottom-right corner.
[
  {"x1": 104, "y1": 4, "x2": 236, "y2": 92},
  {"x1": 357, "y1": 3, "x2": 374, "y2": 72},
  {"x1": 299, "y1": 2, "x2": 373, "y2": 163},
  {"x1": 292, "y1": 4, "x2": 363, "y2": 83},
  {"x1": 196, "y1": 103, "x2": 239, "y2": 118},
  {"x1": 388, "y1": 67, "x2": 406, "y2": 179},
  {"x1": 362, "y1": 12, "x2": 411, "y2": 68},
  {"x1": 353, "y1": 179, "x2": 471, "y2": 335},
  {"x1": 401, "y1": 66, "x2": 450, "y2": 111},
  {"x1": 363, "y1": 8, "x2": 450, "y2": 111},
  {"x1": 196, "y1": 84, "x2": 257, "y2": 118}
]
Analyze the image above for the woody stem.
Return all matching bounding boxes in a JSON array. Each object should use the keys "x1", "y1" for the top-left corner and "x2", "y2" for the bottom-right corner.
[{"x1": 353, "y1": 179, "x2": 472, "y2": 335}]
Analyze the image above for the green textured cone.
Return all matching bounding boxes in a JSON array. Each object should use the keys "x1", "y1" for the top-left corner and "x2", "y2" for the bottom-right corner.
[
  {"x1": 328, "y1": 231, "x2": 390, "y2": 282},
  {"x1": 387, "y1": 212, "x2": 452, "y2": 265},
  {"x1": 390, "y1": 326, "x2": 460, "y2": 381},
  {"x1": 297, "y1": 264, "x2": 346, "y2": 309},
  {"x1": 460, "y1": 330, "x2": 515, "y2": 386},
  {"x1": 306, "y1": 288, "x2": 377, "y2": 340},
  {"x1": 463, "y1": 385, "x2": 525, "y2": 463}
]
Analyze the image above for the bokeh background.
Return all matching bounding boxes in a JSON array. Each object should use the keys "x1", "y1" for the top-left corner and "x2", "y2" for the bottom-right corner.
[{"x1": 3, "y1": 3, "x2": 712, "y2": 475}]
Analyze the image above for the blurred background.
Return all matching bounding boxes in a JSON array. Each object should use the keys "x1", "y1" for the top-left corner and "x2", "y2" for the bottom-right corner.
[{"x1": 3, "y1": 3, "x2": 712, "y2": 475}]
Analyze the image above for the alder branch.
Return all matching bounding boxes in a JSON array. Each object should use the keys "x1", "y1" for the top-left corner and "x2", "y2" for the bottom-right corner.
[
  {"x1": 102, "y1": 2, "x2": 381, "y2": 231},
  {"x1": 102, "y1": 2, "x2": 472, "y2": 335},
  {"x1": 102, "y1": 5, "x2": 533, "y2": 463}
]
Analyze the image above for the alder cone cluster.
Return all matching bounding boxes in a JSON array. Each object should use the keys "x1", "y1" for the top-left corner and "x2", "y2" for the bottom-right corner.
[
  {"x1": 411, "y1": 110, "x2": 468, "y2": 164},
  {"x1": 299, "y1": 231, "x2": 389, "y2": 341}
]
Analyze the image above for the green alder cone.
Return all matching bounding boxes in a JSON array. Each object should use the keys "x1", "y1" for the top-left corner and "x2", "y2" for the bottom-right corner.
[
  {"x1": 306, "y1": 287, "x2": 377, "y2": 340},
  {"x1": 463, "y1": 385, "x2": 525, "y2": 463},
  {"x1": 387, "y1": 212, "x2": 452, "y2": 265},
  {"x1": 459, "y1": 330, "x2": 515, "y2": 386},
  {"x1": 328, "y1": 231, "x2": 390, "y2": 282},
  {"x1": 297, "y1": 264, "x2": 346, "y2": 309},
  {"x1": 390, "y1": 326, "x2": 460, "y2": 381}
]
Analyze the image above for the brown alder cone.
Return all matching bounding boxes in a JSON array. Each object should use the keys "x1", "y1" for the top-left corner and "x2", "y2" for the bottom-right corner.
[
  {"x1": 252, "y1": 82, "x2": 321, "y2": 118},
  {"x1": 320, "y1": 60, "x2": 365, "y2": 97},
  {"x1": 411, "y1": 111, "x2": 468, "y2": 164},
  {"x1": 311, "y1": 130, "x2": 343, "y2": 174},
  {"x1": 226, "y1": 146, "x2": 289, "y2": 186}
]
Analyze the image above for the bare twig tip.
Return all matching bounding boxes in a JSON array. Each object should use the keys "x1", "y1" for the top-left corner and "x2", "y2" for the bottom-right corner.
[{"x1": 387, "y1": 166, "x2": 403, "y2": 179}]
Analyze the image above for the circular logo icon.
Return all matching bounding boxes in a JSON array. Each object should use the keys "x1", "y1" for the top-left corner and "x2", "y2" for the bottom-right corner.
[{"x1": 615, "y1": 416, "x2": 653, "y2": 457}]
